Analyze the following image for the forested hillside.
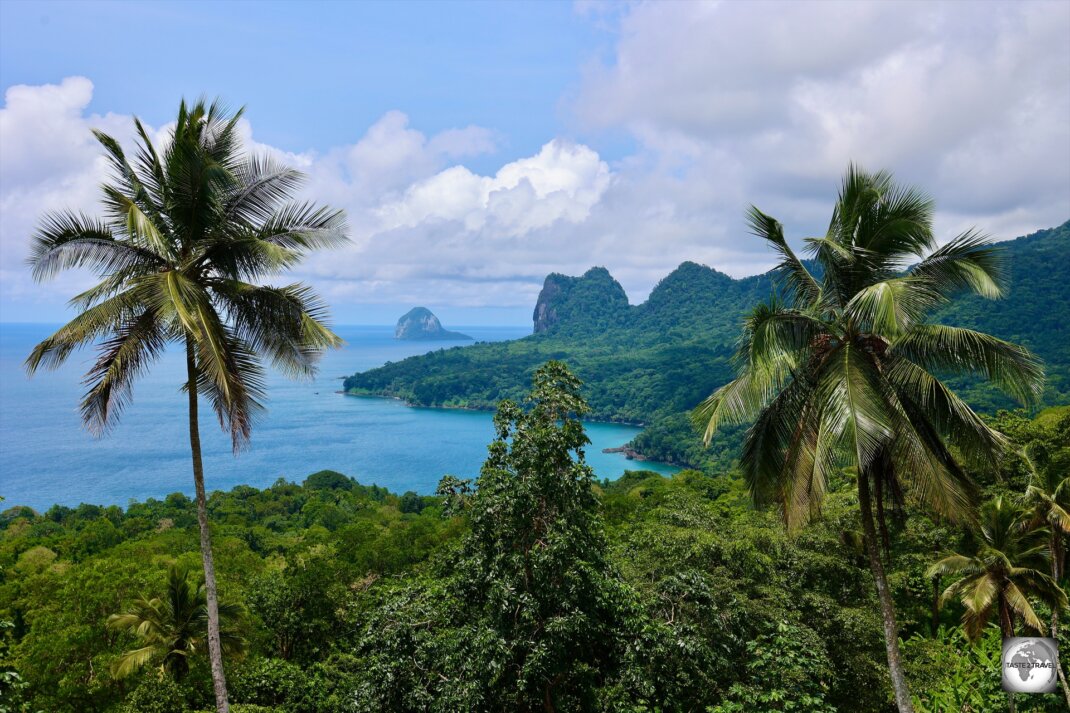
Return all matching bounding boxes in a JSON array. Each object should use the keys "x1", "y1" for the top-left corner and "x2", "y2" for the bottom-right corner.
[
  {"x1": 344, "y1": 221, "x2": 1070, "y2": 467},
  {"x1": 3, "y1": 390, "x2": 1067, "y2": 712}
]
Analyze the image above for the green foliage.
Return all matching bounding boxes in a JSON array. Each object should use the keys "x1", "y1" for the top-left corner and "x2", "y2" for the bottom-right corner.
[
  {"x1": 107, "y1": 563, "x2": 247, "y2": 679},
  {"x1": 928, "y1": 497, "x2": 1066, "y2": 640},
  {"x1": 709, "y1": 621, "x2": 837, "y2": 713},
  {"x1": 350, "y1": 362, "x2": 643, "y2": 711},
  {"x1": 902, "y1": 626, "x2": 1006, "y2": 712},
  {"x1": 303, "y1": 470, "x2": 354, "y2": 491},
  {"x1": 903, "y1": 625, "x2": 1067, "y2": 713},
  {"x1": 2, "y1": 393, "x2": 1068, "y2": 712},
  {"x1": 246, "y1": 547, "x2": 345, "y2": 664},
  {"x1": 118, "y1": 675, "x2": 195, "y2": 713},
  {"x1": 447, "y1": 361, "x2": 633, "y2": 710}
]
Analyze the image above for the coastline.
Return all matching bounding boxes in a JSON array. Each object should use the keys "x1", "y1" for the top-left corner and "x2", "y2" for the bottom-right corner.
[
  {"x1": 338, "y1": 390, "x2": 649, "y2": 427},
  {"x1": 338, "y1": 390, "x2": 679, "y2": 465}
]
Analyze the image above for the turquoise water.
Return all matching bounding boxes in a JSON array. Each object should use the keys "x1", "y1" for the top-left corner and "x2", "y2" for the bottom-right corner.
[{"x1": 0, "y1": 323, "x2": 677, "y2": 511}]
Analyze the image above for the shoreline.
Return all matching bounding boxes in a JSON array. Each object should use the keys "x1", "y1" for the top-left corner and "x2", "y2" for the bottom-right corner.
[
  {"x1": 338, "y1": 390, "x2": 687, "y2": 467},
  {"x1": 338, "y1": 390, "x2": 650, "y2": 428}
]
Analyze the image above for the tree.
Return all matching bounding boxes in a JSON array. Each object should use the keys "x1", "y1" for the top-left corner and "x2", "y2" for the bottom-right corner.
[
  {"x1": 928, "y1": 497, "x2": 1066, "y2": 712},
  {"x1": 929, "y1": 497, "x2": 1065, "y2": 642},
  {"x1": 24, "y1": 99, "x2": 347, "y2": 712},
  {"x1": 692, "y1": 165, "x2": 1044, "y2": 712},
  {"x1": 1020, "y1": 438, "x2": 1070, "y2": 706},
  {"x1": 108, "y1": 563, "x2": 246, "y2": 680},
  {"x1": 437, "y1": 360, "x2": 632, "y2": 712}
]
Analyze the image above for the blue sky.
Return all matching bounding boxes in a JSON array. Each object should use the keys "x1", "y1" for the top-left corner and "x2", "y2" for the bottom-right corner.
[
  {"x1": 1, "y1": 1, "x2": 1068, "y2": 326},
  {"x1": 0, "y1": 0, "x2": 618, "y2": 170}
]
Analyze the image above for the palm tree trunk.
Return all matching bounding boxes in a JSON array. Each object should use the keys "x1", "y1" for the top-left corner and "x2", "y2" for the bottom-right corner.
[
  {"x1": 186, "y1": 338, "x2": 230, "y2": 713},
  {"x1": 1049, "y1": 533, "x2": 1070, "y2": 708},
  {"x1": 857, "y1": 470, "x2": 915, "y2": 713}
]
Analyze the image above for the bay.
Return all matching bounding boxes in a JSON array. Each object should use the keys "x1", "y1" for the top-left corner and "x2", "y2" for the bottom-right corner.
[{"x1": 0, "y1": 323, "x2": 677, "y2": 511}]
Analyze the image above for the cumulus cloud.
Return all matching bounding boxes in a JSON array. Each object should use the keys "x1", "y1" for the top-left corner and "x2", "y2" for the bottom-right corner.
[
  {"x1": 0, "y1": 81, "x2": 612, "y2": 317},
  {"x1": 573, "y1": 0, "x2": 1070, "y2": 251},
  {"x1": 376, "y1": 141, "x2": 610, "y2": 235},
  {"x1": 2, "y1": 1, "x2": 1067, "y2": 322},
  {"x1": 0, "y1": 77, "x2": 134, "y2": 312}
]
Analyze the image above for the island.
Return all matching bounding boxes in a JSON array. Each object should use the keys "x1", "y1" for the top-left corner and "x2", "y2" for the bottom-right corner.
[{"x1": 394, "y1": 306, "x2": 473, "y2": 341}]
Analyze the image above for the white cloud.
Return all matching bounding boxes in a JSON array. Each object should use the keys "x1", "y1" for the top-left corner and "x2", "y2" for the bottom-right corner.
[
  {"x1": 573, "y1": 0, "x2": 1070, "y2": 250},
  {"x1": 2, "y1": 2, "x2": 1067, "y2": 323},
  {"x1": 0, "y1": 82, "x2": 612, "y2": 318},
  {"x1": 376, "y1": 140, "x2": 610, "y2": 235}
]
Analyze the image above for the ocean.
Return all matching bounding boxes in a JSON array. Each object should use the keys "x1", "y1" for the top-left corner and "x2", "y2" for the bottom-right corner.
[{"x1": 0, "y1": 323, "x2": 678, "y2": 511}]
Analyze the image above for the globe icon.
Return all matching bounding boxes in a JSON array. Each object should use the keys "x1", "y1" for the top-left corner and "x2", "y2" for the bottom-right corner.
[{"x1": 1002, "y1": 637, "x2": 1059, "y2": 693}]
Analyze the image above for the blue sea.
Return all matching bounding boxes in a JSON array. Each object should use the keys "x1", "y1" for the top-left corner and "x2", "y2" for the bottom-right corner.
[{"x1": 0, "y1": 323, "x2": 677, "y2": 511}]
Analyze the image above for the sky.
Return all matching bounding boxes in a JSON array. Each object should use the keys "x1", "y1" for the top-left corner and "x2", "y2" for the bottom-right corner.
[{"x1": 1, "y1": 0, "x2": 1068, "y2": 326}]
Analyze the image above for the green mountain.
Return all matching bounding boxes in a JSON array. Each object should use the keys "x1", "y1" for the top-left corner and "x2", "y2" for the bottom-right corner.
[{"x1": 345, "y1": 221, "x2": 1070, "y2": 467}]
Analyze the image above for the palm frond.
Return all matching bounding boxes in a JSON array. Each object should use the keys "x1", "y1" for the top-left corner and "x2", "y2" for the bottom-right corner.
[
  {"x1": 192, "y1": 312, "x2": 267, "y2": 450},
  {"x1": 891, "y1": 324, "x2": 1044, "y2": 405},
  {"x1": 818, "y1": 341, "x2": 891, "y2": 472},
  {"x1": 132, "y1": 117, "x2": 167, "y2": 204},
  {"x1": 25, "y1": 286, "x2": 154, "y2": 373},
  {"x1": 842, "y1": 276, "x2": 940, "y2": 337},
  {"x1": 738, "y1": 365, "x2": 822, "y2": 519},
  {"x1": 256, "y1": 201, "x2": 349, "y2": 253},
  {"x1": 111, "y1": 644, "x2": 158, "y2": 678},
  {"x1": 745, "y1": 205, "x2": 821, "y2": 307},
  {"x1": 927, "y1": 554, "x2": 977, "y2": 579},
  {"x1": 882, "y1": 382, "x2": 978, "y2": 523},
  {"x1": 884, "y1": 356, "x2": 1006, "y2": 471},
  {"x1": 27, "y1": 211, "x2": 161, "y2": 280},
  {"x1": 216, "y1": 281, "x2": 341, "y2": 378},
  {"x1": 80, "y1": 310, "x2": 168, "y2": 434},
  {"x1": 862, "y1": 180, "x2": 935, "y2": 265},
  {"x1": 1004, "y1": 581, "x2": 1045, "y2": 632},
  {"x1": 224, "y1": 154, "x2": 305, "y2": 224},
  {"x1": 911, "y1": 229, "x2": 1006, "y2": 300}
]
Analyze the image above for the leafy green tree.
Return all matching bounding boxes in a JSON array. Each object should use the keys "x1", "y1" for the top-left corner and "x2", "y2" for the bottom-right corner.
[
  {"x1": 108, "y1": 563, "x2": 246, "y2": 680},
  {"x1": 24, "y1": 99, "x2": 347, "y2": 711},
  {"x1": 246, "y1": 548, "x2": 343, "y2": 664},
  {"x1": 693, "y1": 165, "x2": 1044, "y2": 712},
  {"x1": 709, "y1": 621, "x2": 836, "y2": 713},
  {"x1": 439, "y1": 360, "x2": 632, "y2": 712}
]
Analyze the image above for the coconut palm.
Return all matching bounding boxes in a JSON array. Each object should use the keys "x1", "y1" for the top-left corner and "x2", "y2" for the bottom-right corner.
[
  {"x1": 1020, "y1": 444, "x2": 1070, "y2": 705},
  {"x1": 25, "y1": 99, "x2": 347, "y2": 712},
  {"x1": 929, "y1": 497, "x2": 1065, "y2": 641},
  {"x1": 929, "y1": 497, "x2": 1066, "y2": 712},
  {"x1": 108, "y1": 563, "x2": 246, "y2": 680},
  {"x1": 692, "y1": 165, "x2": 1044, "y2": 712},
  {"x1": 1022, "y1": 445, "x2": 1070, "y2": 591}
]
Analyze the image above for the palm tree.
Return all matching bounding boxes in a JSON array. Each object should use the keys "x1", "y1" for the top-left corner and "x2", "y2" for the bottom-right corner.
[
  {"x1": 692, "y1": 165, "x2": 1043, "y2": 712},
  {"x1": 929, "y1": 497, "x2": 1066, "y2": 712},
  {"x1": 108, "y1": 563, "x2": 246, "y2": 680},
  {"x1": 1020, "y1": 444, "x2": 1070, "y2": 705},
  {"x1": 25, "y1": 100, "x2": 347, "y2": 712},
  {"x1": 929, "y1": 497, "x2": 1065, "y2": 641}
]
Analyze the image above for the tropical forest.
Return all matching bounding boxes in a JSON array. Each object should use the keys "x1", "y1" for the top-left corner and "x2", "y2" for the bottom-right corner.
[{"x1": 1, "y1": 3, "x2": 1069, "y2": 713}]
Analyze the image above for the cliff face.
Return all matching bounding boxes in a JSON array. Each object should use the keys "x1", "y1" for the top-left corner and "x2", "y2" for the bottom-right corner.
[
  {"x1": 395, "y1": 307, "x2": 472, "y2": 341},
  {"x1": 531, "y1": 267, "x2": 630, "y2": 334}
]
